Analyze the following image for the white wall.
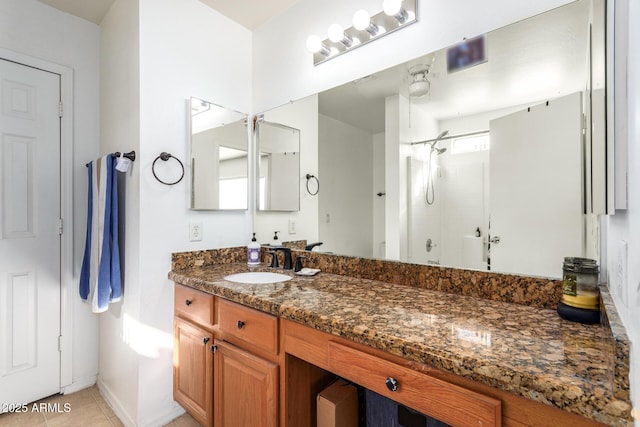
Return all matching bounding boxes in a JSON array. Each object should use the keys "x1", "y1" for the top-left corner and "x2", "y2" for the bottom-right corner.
[
  {"x1": 98, "y1": 0, "x2": 141, "y2": 424},
  {"x1": 252, "y1": 0, "x2": 573, "y2": 112},
  {"x1": 98, "y1": 0, "x2": 253, "y2": 425},
  {"x1": 138, "y1": 0, "x2": 252, "y2": 423},
  {"x1": 0, "y1": 0, "x2": 100, "y2": 392},
  {"x1": 607, "y1": 0, "x2": 640, "y2": 423},
  {"x1": 318, "y1": 114, "x2": 373, "y2": 257}
]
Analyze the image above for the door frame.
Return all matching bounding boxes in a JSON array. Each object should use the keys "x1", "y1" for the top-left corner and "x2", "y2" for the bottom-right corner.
[{"x1": 0, "y1": 47, "x2": 74, "y2": 390}]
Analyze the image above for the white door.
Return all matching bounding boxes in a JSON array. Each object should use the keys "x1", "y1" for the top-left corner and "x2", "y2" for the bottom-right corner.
[
  {"x1": 0, "y1": 59, "x2": 61, "y2": 407},
  {"x1": 489, "y1": 92, "x2": 583, "y2": 278}
]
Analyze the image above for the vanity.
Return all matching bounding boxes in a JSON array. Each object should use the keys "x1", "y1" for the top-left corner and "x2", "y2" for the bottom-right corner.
[{"x1": 169, "y1": 247, "x2": 632, "y2": 427}]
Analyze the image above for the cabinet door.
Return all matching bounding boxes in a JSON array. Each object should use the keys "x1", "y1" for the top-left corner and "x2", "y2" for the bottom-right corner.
[
  {"x1": 214, "y1": 340, "x2": 278, "y2": 427},
  {"x1": 174, "y1": 318, "x2": 214, "y2": 427}
]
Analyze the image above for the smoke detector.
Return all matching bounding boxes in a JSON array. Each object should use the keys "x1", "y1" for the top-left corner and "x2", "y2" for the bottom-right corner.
[{"x1": 408, "y1": 64, "x2": 431, "y2": 98}]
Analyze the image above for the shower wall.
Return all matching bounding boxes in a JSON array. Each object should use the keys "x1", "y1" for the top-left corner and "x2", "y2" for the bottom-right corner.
[{"x1": 406, "y1": 106, "x2": 524, "y2": 269}]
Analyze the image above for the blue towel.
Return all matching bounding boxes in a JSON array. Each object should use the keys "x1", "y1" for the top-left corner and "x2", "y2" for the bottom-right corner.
[{"x1": 79, "y1": 155, "x2": 122, "y2": 313}]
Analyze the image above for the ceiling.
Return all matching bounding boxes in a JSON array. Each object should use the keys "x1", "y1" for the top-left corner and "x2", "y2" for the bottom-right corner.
[
  {"x1": 37, "y1": 0, "x2": 115, "y2": 25},
  {"x1": 36, "y1": 0, "x2": 298, "y2": 28}
]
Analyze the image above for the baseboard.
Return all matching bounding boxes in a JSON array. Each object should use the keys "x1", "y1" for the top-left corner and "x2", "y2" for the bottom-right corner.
[
  {"x1": 61, "y1": 375, "x2": 97, "y2": 394},
  {"x1": 139, "y1": 404, "x2": 185, "y2": 427},
  {"x1": 96, "y1": 377, "x2": 184, "y2": 427},
  {"x1": 96, "y1": 377, "x2": 136, "y2": 427}
]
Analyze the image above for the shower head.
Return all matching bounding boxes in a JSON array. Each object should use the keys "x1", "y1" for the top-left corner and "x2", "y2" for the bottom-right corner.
[
  {"x1": 435, "y1": 130, "x2": 449, "y2": 141},
  {"x1": 427, "y1": 130, "x2": 449, "y2": 153}
]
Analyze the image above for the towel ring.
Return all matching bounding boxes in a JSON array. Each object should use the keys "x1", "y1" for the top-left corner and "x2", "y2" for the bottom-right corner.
[
  {"x1": 305, "y1": 174, "x2": 319, "y2": 196},
  {"x1": 152, "y1": 152, "x2": 184, "y2": 185}
]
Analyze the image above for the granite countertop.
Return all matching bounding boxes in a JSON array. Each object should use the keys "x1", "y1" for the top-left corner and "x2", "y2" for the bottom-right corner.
[{"x1": 169, "y1": 262, "x2": 631, "y2": 426}]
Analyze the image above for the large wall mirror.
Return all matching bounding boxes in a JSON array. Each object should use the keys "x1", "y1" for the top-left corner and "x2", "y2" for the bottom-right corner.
[
  {"x1": 256, "y1": 116, "x2": 301, "y2": 212},
  {"x1": 256, "y1": 0, "x2": 606, "y2": 279},
  {"x1": 190, "y1": 97, "x2": 249, "y2": 210}
]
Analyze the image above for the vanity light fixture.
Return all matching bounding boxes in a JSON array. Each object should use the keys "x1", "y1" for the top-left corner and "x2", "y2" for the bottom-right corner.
[
  {"x1": 352, "y1": 10, "x2": 383, "y2": 37},
  {"x1": 383, "y1": 0, "x2": 413, "y2": 24},
  {"x1": 306, "y1": 0, "x2": 417, "y2": 66},
  {"x1": 328, "y1": 24, "x2": 357, "y2": 47},
  {"x1": 306, "y1": 35, "x2": 331, "y2": 57}
]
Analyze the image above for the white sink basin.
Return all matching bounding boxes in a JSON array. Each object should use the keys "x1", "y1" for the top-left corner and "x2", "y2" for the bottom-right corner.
[{"x1": 223, "y1": 271, "x2": 292, "y2": 284}]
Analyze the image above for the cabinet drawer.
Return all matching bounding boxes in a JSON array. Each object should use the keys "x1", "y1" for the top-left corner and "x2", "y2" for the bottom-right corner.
[
  {"x1": 327, "y1": 341, "x2": 501, "y2": 427},
  {"x1": 175, "y1": 284, "x2": 214, "y2": 327},
  {"x1": 217, "y1": 299, "x2": 278, "y2": 355}
]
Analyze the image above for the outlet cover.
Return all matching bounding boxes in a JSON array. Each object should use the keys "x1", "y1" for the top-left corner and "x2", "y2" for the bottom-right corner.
[
  {"x1": 288, "y1": 219, "x2": 297, "y2": 235},
  {"x1": 189, "y1": 222, "x2": 203, "y2": 242}
]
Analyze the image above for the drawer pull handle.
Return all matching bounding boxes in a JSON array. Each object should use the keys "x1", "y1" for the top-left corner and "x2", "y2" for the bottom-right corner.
[
  {"x1": 203, "y1": 337, "x2": 210, "y2": 345},
  {"x1": 237, "y1": 320, "x2": 245, "y2": 329},
  {"x1": 211, "y1": 345, "x2": 217, "y2": 353},
  {"x1": 385, "y1": 377, "x2": 399, "y2": 392},
  {"x1": 185, "y1": 299, "x2": 192, "y2": 306}
]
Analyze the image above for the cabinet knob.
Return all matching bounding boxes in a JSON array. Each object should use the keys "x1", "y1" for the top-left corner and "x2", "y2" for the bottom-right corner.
[
  {"x1": 185, "y1": 299, "x2": 192, "y2": 306},
  {"x1": 237, "y1": 320, "x2": 245, "y2": 329},
  {"x1": 385, "y1": 377, "x2": 399, "y2": 392},
  {"x1": 203, "y1": 337, "x2": 210, "y2": 345},
  {"x1": 211, "y1": 345, "x2": 217, "y2": 353}
]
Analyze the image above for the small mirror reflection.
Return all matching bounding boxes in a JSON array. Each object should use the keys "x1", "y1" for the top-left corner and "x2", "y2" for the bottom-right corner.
[
  {"x1": 190, "y1": 97, "x2": 248, "y2": 210},
  {"x1": 257, "y1": 119, "x2": 301, "y2": 212}
]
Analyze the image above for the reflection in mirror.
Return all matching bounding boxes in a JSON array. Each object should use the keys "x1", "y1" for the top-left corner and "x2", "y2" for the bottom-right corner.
[
  {"x1": 257, "y1": 119, "x2": 301, "y2": 212},
  {"x1": 190, "y1": 97, "x2": 248, "y2": 210},
  {"x1": 257, "y1": 0, "x2": 605, "y2": 279}
]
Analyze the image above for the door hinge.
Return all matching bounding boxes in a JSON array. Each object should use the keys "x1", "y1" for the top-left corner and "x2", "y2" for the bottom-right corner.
[
  {"x1": 58, "y1": 102, "x2": 63, "y2": 118},
  {"x1": 58, "y1": 218, "x2": 63, "y2": 235},
  {"x1": 58, "y1": 335, "x2": 63, "y2": 352}
]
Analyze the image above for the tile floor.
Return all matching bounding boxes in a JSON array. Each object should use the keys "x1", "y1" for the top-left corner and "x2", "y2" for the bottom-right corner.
[{"x1": 0, "y1": 386, "x2": 198, "y2": 427}]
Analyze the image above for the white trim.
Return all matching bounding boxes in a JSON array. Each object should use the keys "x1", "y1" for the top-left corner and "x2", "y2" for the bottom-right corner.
[
  {"x1": 61, "y1": 375, "x2": 97, "y2": 395},
  {"x1": 96, "y1": 377, "x2": 136, "y2": 427},
  {"x1": 140, "y1": 406, "x2": 186, "y2": 427},
  {"x1": 0, "y1": 47, "x2": 74, "y2": 391},
  {"x1": 97, "y1": 376, "x2": 185, "y2": 427}
]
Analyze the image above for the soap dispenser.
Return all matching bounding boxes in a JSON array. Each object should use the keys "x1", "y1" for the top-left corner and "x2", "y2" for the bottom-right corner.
[
  {"x1": 272, "y1": 231, "x2": 280, "y2": 246},
  {"x1": 247, "y1": 233, "x2": 260, "y2": 266}
]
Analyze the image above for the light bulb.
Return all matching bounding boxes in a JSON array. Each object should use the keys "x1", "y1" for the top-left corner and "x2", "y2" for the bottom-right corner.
[
  {"x1": 352, "y1": 10, "x2": 371, "y2": 31},
  {"x1": 306, "y1": 35, "x2": 322, "y2": 53},
  {"x1": 383, "y1": 0, "x2": 403, "y2": 16},
  {"x1": 328, "y1": 24, "x2": 345, "y2": 43}
]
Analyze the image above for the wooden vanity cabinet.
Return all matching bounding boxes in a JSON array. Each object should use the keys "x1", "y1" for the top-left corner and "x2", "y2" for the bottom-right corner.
[
  {"x1": 214, "y1": 298, "x2": 280, "y2": 427},
  {"x1": 173, "y1": 285, "x2": 215, "y2": 427},
  {"x1": 213, "y1": 339, "x2": 278, "y2": 427},
  {"x1": 171, "y1": 281, "x2": 605, "y2": 427}
]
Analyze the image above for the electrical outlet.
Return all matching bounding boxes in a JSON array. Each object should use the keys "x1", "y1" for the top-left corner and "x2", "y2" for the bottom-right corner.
[
  {"x1": 288, "y1": 219, "x2": 297, "y2": 235},
  {"x1": 189, "y1": 222, "x2": 203, "y2": 242},
  {"x1": 615, "y1": 240, "x2": 628, "y2": 307}
]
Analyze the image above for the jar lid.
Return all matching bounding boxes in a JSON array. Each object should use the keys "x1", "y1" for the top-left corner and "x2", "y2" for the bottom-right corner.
[{"x1": 563, "y1": 257, "x2": 599, "y2": 273}]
